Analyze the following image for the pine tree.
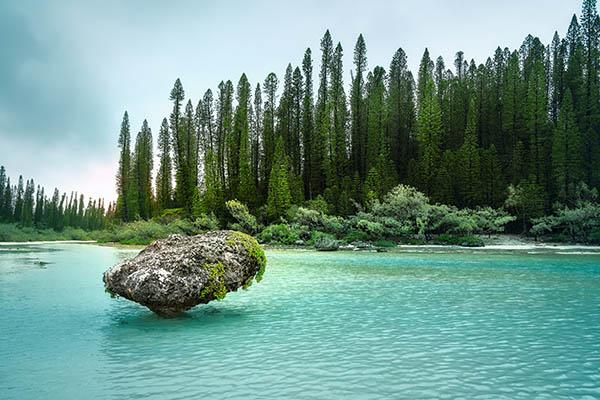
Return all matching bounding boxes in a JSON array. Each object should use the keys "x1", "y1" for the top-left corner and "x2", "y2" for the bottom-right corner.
[
  {"x1": 13, "y1": 175, "x2": 24, "y2": 223},
  {"x1": 2, "y1": 178, "x2": 12, "y2": 222},
  {"x1": 233, "y1": 73, "x2": 255, "y2": 205},
  {"x1": 503, "y1": 51, "x2": 525, "y2": 179},
  {"x1": 366, "y1": 66, "x2": 386, "y2": 174},
  {"x1": 116, "y1": 111, "x2": 131, "y2": 221},
  {"x1": 267, "y1": 136, "x2": 292, "y2": 220},
  {"x1": 216, "y1": 80, "x2": 234, "y2": 186},
  {"x1": 552, "y1": 89, "x2": 582, "y2": 204},
  {"x1": 277, "y1": 64, "x2": 294, "y2": 161},
  {"x1": 481, "y1": 145, "x2": 505, "y2": 208},
  {"x1": 291, "y1": 66, "x2": 304, "y2": 175},
  {"x1": 155, "y1": 118, "x2": 172, "y2": 213},
  {"x1": 351, "y1": 34, "x2": 368, "y2": 180},
  {"x1": 262, "y1": 72, "x2": 279, "y2": 187},
  {"x1": 580, "y1": 0, "x2": 600, "y2": 188},
  {"x1": 387, "y1": 48, "x2": 416, "y2": 180},
  {"x1": 301, "y1": 48, "x2": 315, "y2": 198},
  {"x1": 458, "y1": 99, "x2": 481, "y2": 207},
  {"x1": 416, "y1": 76, "x2": 442, "y2": 198},
  {"x1": 252, "y1": 83, "x2": 263, "y2": 190},
  {"x1": 230, "y1": 73, "x2": 252, "y2": 197},
  {"x1": 171, "y1": 78, "x2": 197, "y2": 215},
  {"x1": 526, "y1": 59, "x2": 550, "y2": 195},
  {"x1": 0, "y1": 166, "x2": 5, "y2": 222},
  {"x1": 132, "y1": 119, "x2": 153, "y2": 219},
  {"x1": 34, "y1": 185, "x2": 44, "y2": 226},
  {"x1": 199, "y1": 89, "x2": 216, "y2": 155},
  {"x1": 312, "y1": 30, "x2": 333, "y2": 195},
  {"x1": 330, "y1": 42, "x2": 348, "y2": 184},
  {"x1": 203, "y1": 150, "x2": 225, "y2": 219},
  {"x1": 21, "y1": 179, "x2": 34, "y2": 227}
]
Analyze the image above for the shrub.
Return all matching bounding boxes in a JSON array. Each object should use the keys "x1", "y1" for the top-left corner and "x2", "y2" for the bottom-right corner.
[
  {"x1": 226, "y1": 200, "x2": 260, "y2": 234},
  {"x1": 194, "y1": 213, "x2": 220, "y2": 231},
  {"x1": 258, "y1": 224, "x2": 299, "y2": 245},
  {"x1": 374, "y1": 240, "x2": 396, "y2": 247},
  {"x1": 313, "y1": 235, "x2": 339, "y2": 251},
  {"x1": 530, "y1": 201, "x2": 600, "y2": 243},
  {"x1": 343, "y1": 229, "x2": 368, "y2": 243}
]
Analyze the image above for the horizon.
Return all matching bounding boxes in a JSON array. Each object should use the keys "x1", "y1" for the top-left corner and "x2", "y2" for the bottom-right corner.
[{"x1": 0, "y1": 0, "x2": 585, "y2": 203}]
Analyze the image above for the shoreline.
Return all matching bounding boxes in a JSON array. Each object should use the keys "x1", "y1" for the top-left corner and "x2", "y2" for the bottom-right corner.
[
  {"x1": 0, "y1": 240, "x2": 97, "y2": 246},
  {"x1": 1, "y1": 235, "x2": 599, "y2": 254}
]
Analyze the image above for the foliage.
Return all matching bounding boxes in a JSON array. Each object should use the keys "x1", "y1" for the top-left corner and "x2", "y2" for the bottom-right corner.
[
  {"x1": 530, "y1": 200, "x2": 600, "y2": 243},
  {"x1": 226, "y1": 200, "x2": 260, "y2": 235},
  {"x1": 200, "y1": 262, "x2": 227, "y2": 301},
  {"x1": 257, "y1": 223, "x2": 298, "y2": 245}
]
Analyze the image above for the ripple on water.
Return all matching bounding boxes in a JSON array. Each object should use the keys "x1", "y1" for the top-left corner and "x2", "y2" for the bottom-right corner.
[{"x1": 0, "y1": 246, "x2": 599, "y2": 399}]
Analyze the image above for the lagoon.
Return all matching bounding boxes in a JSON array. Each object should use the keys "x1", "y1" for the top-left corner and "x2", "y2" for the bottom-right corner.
[{"x1": 1, "y1": 244, "x2": 599, "y2": 399}]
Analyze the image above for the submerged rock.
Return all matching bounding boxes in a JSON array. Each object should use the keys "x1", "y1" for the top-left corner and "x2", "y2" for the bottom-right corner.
[
  {"x1": 314, "y1": 236, "x2": 340, "y2": 251},
  {"x1": 103, "y1": 231, "x2": 266, "y2": 317}
]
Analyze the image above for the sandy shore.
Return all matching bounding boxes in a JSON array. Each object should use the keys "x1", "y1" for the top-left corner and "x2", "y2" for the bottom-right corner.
[{"x1": 2, "y1": 235, "x2": 599, "y2": 253}]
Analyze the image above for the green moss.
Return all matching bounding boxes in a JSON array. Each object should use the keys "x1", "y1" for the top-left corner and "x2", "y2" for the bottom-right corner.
[
  {"x1": 201, "y1": 262, "x2": 227, "y2": 301},
  {"x1": 242, "y1": 276, "x2": 253, "y2": 290},
  {"x1": 227, "y1": 231, "x2": 267, "y2": 283},
  {"x1": 104, "y1": 286, "x2": 116, "y2": 299}
]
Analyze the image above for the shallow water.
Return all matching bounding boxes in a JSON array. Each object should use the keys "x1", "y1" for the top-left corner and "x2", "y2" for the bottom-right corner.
[{"x1": 1, "y1": 244, "x2": 599, "y2": 399}]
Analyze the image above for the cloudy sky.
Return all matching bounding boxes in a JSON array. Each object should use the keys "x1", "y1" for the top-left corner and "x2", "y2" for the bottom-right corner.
[{"x1": 0, "y1": 0, "x2": 583, "y2": 203}]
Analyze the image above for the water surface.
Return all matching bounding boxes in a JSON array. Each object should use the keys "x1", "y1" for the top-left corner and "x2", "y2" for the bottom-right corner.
[{"x1": 1, "y1": 244, "x2": 599, "y2": 399}]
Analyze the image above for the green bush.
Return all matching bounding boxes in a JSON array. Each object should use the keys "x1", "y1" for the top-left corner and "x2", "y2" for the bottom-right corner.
[
  {"x1": 530, "y1": 201, "x2": 600, "y2": 243},
  {"x1": 258, "y1": 224, "x2": 299, "y2": 245},
  {"x1": 194, "y1": 213, "x2": 220, "y2": 231},
  {"x1": 374, "y1": 240, "x2": 396, "y2": 248},
  {"x1": 226, "y1": 200, "x2": 260, "y2": 234},
  {"x1": 343, "y1": 229, "x2": 368, "y2": 243},
  {"x1": 305, "y1": 230, "x2": 334, "y2": 246}
]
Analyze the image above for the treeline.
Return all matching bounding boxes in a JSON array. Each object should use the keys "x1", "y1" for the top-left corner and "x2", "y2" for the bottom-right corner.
[
  {"x1": 0, "y1": 166, "x2": 109, "y2": 231},
  {"x1": 115, "y1": 0, "x2": 600, "y2": 228}
]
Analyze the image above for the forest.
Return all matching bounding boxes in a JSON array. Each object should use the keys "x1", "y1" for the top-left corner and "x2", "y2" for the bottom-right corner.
[{"x1": 1, "y1": 0, "x2": 599, "y2": 244}]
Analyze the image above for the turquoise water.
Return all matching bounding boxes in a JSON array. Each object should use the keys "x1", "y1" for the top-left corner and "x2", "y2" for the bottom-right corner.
[{"x1": 1, "y1": 244, "x2": 599, "y2": 399}]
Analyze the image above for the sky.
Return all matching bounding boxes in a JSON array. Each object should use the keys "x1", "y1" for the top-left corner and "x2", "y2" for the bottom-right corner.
[{"x1": 0, "y1": 0, "x2": 585, "y2": 203}]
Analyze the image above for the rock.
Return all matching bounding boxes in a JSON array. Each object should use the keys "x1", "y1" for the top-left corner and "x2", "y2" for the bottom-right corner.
[
  {"x1": 294, "y1": 239, "x2": 305, "y2": 246},
  {"x1": 103, "y1": 231, "x2": 266, "y2": 317},
  {"x1": 314, "y1": 236, "x2": 340, "y2": 251},
  {"x1": 350, "y1": 241, "x2": 373, "y2": 249},
  {"x1": 460, "y1": 239, "x2": 485, "y2": 247}
]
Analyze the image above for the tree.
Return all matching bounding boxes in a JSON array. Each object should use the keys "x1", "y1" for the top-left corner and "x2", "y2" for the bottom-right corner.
[
  {"x1": 267, "y1": 136, "x2": 292, "y2": 220},
  {"x1": 0, "y1": 166, "x2": 5, "y2": 221},
  {"x1": 366, "y1": 66, "x2": 386, "y2": 175},
  {"x1": 387, "y1": 48, "x2": 416, "y2": 181},
  {"x1": 115, "y1": 111, "x2": 132, "y2": 221},
  {"x1": 233, "y1": 73, "x2": 255, "y2": 205},
  {"x1": 312, "y1": 30, "x2": 334, "y2": 195},
  {"x1": 252, "y1": 83, "x2": 262, "y2": 190},
  {"x1": 351, "y1": 34, "x2": 368, "y2": 179},
  {"x1": 552, "y1": 89, "x2": 582, "y2": 204},
  {"x1": 13, "y1": 176, "x2": 24, "y2": 223},
  {"x1": 330, "y1": 42, "x2": 348, "y2": 184},
  {"x1": 262, "y1": 72, "x2": 279, "y2": 186},
  {"x1": 526, "y1": 59, "x2": 550, "y2": 197},
  {"x1": 457, "y1": 99, "x2": 481, "y2": 207},
  {"x1": 291, "y1": 66, "x2": 304, "y2": 175},
  {"x1": 301, "y1": 48, "x2": 315, "y2": 198},
  {"x1": 155, "y1": 118, "x2": 172, "y2": 213},
  {"x1": 416, "y1": 76, "x2": 442, "y2": 198},
  {"x1": 132, "y1": 119, "x2": 153, "y2": 219},
  {"x1": 21, "y1": 179, "x2": 34, "y2": 227}
]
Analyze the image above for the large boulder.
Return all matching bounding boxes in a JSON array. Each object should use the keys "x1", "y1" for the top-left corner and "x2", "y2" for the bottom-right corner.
[{"x1": 103, "y1": 231, "x2": 266, "y2": 317}]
